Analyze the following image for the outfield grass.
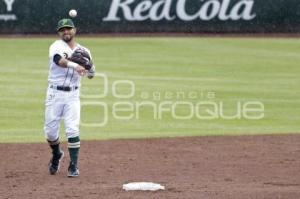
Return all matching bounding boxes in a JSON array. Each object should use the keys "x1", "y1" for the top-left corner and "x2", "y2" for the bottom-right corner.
[{"x1": 0, "y1": 37, "x2": 299, "y2": 143}]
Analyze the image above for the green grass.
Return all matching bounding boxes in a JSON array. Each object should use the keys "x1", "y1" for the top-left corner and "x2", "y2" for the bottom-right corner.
[{"x1": 0, "y1": 37, "x2": 299, "y2": 143}]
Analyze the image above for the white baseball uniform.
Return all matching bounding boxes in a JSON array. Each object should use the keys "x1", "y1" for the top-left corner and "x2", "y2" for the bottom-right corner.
[{"x1": 44, "y1": 39, "x2": 92, "y2": 141}]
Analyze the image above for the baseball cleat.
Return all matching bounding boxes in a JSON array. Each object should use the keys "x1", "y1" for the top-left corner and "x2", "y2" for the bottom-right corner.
[
  {"x1": 48, "y1": 151, "x2": 64, "y2": 175},
  {"x1": 67, "y1": 161, "x2": 79, "y2": 177}
]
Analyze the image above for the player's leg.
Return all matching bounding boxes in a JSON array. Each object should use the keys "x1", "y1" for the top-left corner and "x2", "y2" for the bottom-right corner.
[
  {"x1": 67, "y1": 136, "x2": 80, "y2": 177},
  {"x1": 63, "y1": 93, "x2": 80, "y2": 177},
  {"x1": 44, "y1": 88, "x2": 64, "y2": 175}
]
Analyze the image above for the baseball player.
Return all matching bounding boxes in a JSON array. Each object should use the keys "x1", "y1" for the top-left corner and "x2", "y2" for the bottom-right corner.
[{"x1": 44, "y1": 18, "x2": 95, "y2": 177}]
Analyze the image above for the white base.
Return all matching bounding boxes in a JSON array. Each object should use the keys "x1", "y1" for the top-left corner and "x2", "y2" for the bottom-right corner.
[{"x1": 123, "y1": 182, "x2": 165, "y2": 191}]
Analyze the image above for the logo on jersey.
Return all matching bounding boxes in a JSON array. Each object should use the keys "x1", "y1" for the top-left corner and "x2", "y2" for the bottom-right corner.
[
  {"x1": 0, "y1": 0, "x2": 17, "y2": 21},
  {"x1": 63, "y1": 53, "x2": 68, "y2": 59}
]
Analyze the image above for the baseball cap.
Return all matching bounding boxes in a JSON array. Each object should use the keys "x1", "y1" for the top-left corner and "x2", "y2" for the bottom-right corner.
[{"x1": 57, "y1": 18, "x2": 75, "y2": 31}]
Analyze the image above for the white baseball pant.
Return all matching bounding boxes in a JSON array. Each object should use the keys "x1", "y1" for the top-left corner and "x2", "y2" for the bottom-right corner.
[{"x1": 44, "y1": 86, "x2": 80, "y2": 141}]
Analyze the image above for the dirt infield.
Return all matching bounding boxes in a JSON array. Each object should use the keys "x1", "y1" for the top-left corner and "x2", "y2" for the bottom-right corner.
[{"x1": 1, "y1": 135, "x2": 300, "y2": 199}]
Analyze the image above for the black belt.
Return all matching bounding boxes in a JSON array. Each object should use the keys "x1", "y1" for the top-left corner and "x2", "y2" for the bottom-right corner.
[{"x1": 50, "y1": 85, "x2": 78, "y2": 92}]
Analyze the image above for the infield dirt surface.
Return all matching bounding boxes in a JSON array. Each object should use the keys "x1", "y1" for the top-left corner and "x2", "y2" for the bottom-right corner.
[{"x1": 1, "y1": 134, "x2": 300, "y2": 199}]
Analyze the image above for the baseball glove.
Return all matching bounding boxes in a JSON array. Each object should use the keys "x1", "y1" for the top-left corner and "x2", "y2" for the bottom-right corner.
[
  {"x1": 87, "y1": 65, "x2": 95, "y2": 79},
  {"x1": 69, "y1": 48, "x2": 93, "y2": 70}
]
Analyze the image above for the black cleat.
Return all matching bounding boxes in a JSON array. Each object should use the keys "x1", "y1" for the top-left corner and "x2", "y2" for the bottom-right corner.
[
  {"x1": 67, "y1": 161, "x2": 79, "y2": 177},
  {"x1": 48, "y1": 151, "x2": 64, "y2": 175}
]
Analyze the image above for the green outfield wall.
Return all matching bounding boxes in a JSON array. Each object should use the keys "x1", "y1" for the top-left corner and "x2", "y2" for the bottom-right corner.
[{"x1": 0, "y1": 0, "x2": 298, "y2": 34}]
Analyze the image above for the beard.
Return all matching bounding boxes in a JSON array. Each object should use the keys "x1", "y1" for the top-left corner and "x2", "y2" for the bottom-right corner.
[{"x1": 62, "y1": 34, "x2": 73, "y2": 43}]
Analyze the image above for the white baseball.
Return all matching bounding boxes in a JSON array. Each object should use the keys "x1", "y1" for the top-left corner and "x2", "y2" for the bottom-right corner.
[{"x1": 69, "y1": 9, "x2": 77, "y2": 18}]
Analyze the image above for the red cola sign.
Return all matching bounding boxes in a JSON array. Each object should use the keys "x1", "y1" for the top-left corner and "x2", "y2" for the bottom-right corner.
[{"x1": 103, "y1": 0, "x2": 256, "y2": 21}]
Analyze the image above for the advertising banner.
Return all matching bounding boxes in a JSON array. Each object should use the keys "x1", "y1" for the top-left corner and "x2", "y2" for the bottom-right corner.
[{"x1": 0, "y1": 0, "x2": 298, "y2": 34}]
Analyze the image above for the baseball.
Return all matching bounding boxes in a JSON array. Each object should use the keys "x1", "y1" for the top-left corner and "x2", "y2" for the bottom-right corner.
[{"x1": 69, "y1": 9, "x2": 77, "y2": 18}]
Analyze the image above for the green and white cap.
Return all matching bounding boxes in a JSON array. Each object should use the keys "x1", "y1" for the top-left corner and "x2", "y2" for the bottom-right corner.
[{"x1": 57, "y1": 18, "x2": 75, "y2": 31}]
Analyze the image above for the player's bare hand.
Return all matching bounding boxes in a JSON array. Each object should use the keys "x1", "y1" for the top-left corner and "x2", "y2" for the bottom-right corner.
[{"x1": 75, "y1": 65, "x2": 86, "y2": 76}]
